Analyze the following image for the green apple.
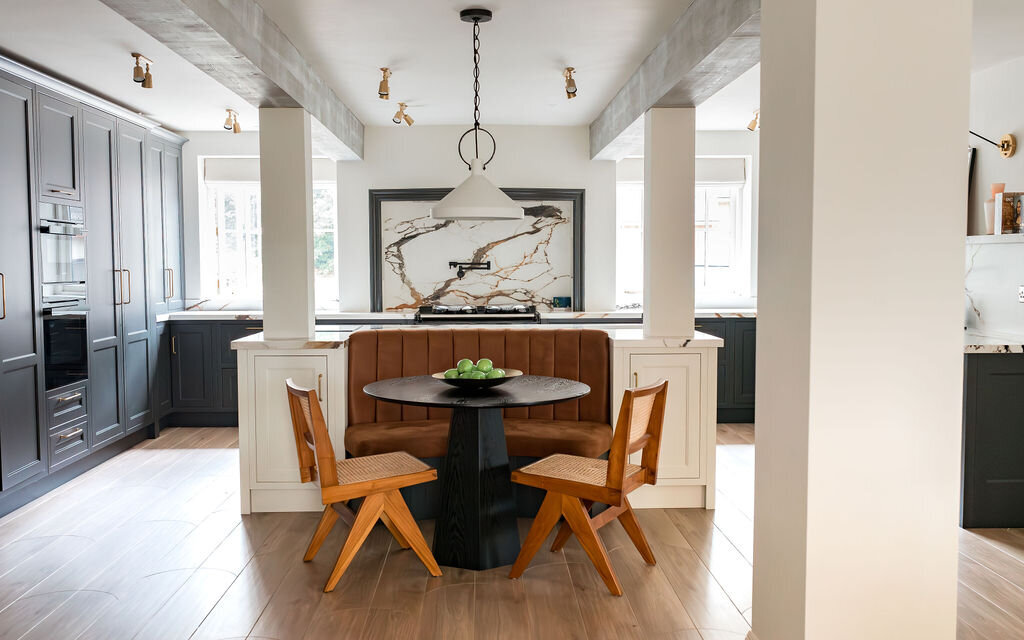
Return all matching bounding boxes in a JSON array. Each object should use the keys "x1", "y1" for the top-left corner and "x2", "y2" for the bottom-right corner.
[
  {"x1": 469, "y1": 370, "x2": 487, "y2": 379},
  {"x1": 456, "y1": 358, "x2": 474, "y2": 374},
  {"x1": 485, "y1": 369, "x2": 504, "y2": 379},
  {"x1": 458, "y1": 372, "x2": 473, "y2": 379},
  {"x1": 443, "y1": 368, "x2": 459, "y2": 379},
  {"x1": 476, "y1": 358, "x2": 494, "y2": 373}
]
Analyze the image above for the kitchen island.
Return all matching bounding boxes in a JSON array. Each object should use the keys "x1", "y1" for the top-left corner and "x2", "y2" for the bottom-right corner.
[{"x1": 231, "y1": 324, "x2": 722, "y2": 514}]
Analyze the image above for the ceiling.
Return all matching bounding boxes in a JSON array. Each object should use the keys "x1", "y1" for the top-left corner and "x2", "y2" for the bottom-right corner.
[
  {"x1": 695, "y1": 64, "x2": 760, "y2": 131},
  {"x1": 255, "y1": 0, "x2": 694, "y2": 127},
  {"x1": 973, "y1": 0, "x2": 1024, "y2": 71},
  {"x1": 0, "y1": 0, "x2": 259, "y2": 133}
]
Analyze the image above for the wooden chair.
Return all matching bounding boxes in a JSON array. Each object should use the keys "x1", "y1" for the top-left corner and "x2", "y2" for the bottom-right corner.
[
  {"x1": 508, "y1": 379, "x2": 669, "y2": 595},
  {"x1": 285, "y1": 378, "x2": 442, "y2": 592}
]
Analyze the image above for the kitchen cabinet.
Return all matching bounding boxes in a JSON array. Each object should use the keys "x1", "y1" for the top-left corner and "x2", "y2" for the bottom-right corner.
[
  {"x1": 0, "y1": 73, "x2": 47, "y2": 490},
  {"x1": 35, "y1": 91, "x2": 82, "y2": 202},
  {"x1": 116, "y1": 120, "x2": 153, "y2": 434},
  {"x1": 962, "y1": 353, "x2": 1024, "y2": 527},
  {"x1": 145, "y1": 136, "x2": 185, "y2": 317},
  {"x1": 629, "y1": 353, "x2": 703, "y2": 480},
  {"x1": 161, "y1": 143, "x2": 184, "y2": 312},
  {"x1": 697, "y1": 317, "x2": 756, "y2": 423},
  {"x1": 170, "y1": 323, "x2": 216, "y2": 409},
  {"x1": 83, "y1": 107, "x2": 126, "y2": 450},
  {"x1": 155, "y1": 323, "x2": 173, "y2": 421}
]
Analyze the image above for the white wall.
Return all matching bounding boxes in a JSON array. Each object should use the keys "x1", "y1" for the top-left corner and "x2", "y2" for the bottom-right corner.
[
  {"x1": 755, "y1": 0, "x2": 969, "y2": 639},
  {"x1": 337, "y1": 125, "x2": 616, "y2": 311}
]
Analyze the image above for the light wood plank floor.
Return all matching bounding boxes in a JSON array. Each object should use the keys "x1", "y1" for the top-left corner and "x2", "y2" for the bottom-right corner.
[{"x1": 0, "y1": 425, "x2": 1019, "y2": 639}]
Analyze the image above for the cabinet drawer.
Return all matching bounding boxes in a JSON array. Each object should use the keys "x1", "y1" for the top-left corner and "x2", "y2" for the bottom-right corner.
[
  {"x1": 49, "y1": 419, "x2": 89, "y2": 470},
  {"x1": 217, "y1": 322, "x2": 263, "y2": 368},
  {"x1": 47, "y1": 383, "x2": 88, "y2": 430}
]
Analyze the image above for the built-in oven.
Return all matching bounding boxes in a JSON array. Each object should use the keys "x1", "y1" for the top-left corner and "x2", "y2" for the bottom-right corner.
[
  {"x1": 38, "y1": 202, "x2": 87, "y2": 309},
  {"x1": 42, "y1": 309, "x2": 88, "y2": 391}
]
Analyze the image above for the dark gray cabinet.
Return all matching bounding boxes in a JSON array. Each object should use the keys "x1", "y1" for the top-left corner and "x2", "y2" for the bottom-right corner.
[
  {"x1": 35, "y1": 91, "x2": 82, "y2": 202},
  {"x1": 83, "y1": 107, "x2": 126, "y2": 450},
  {"x1": 145, "y1": 136, "x2": 185, "y2": 318},
  {"x1": 962, "y1": 353, "x2": 1024, "y2": 528},
  {"x1": 170, "y1": 323, "x2": 216, "y2": 409},
  {"x1": 0, "y1": 73, "x2": 47, "y2": 490},
  {"x1": 156, "y1": 323, "x2": 173, "y2": 421},
  {"x1": 116, "y1": 121, "x2": 153, "y2": 434},
  {"x1": 697, "y1": 317, "x2": 756, "y2": 423}
]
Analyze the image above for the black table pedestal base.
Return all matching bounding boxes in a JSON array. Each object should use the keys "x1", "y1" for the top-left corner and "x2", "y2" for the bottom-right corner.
[{"x1": 433, "y1": 407, "x2": 521, "y2": 570}]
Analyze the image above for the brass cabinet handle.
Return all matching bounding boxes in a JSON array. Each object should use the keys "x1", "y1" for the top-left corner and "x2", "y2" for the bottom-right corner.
[
  {"x1": 245, "y1": 327, "x2": 262, "y2": 331},
  {"x1": 49, "y1": 188, "x2": 74, "y2": 195},
  {"x1": 164, "y1": 268, "x2": 174, "y2": 300},
  {"x1": 171, "y1": 335, "x2": 177, "y2": 355},
  {"x1": 57, "y1": 392, "x2": 82, "y2": 404},
  {"x1": 113, "y1": 269, "x2": 121, "y2": 305},
  {"x1": 58, "y1": 428, "x2": 84, "y2": 440},
  {"x1": 694, "y1": 324, "x2": 703, "y2": 328},
  {"x1": 633, "y1": 372, "x2": 638, "y2": 387},
  {"x1": 122, "y1": 269, "x2": 131, "y2": 305},
  {"x1": 0, "y1": 272, "x2": 6, "y2": 320},
  {"x1": 318, "y1": 374, "x2": 324, "y2": 399}
]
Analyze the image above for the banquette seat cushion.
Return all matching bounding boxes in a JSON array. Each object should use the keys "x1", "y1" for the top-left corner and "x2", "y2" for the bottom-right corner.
[{"x1": 345, "y1": 328, "x2": 611, "y2": 460}]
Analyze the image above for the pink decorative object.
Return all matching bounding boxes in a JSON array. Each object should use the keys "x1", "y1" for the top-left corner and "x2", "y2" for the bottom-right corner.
[{"x1": 991, "y1": 182, "x2": 1006, "y2": 198}]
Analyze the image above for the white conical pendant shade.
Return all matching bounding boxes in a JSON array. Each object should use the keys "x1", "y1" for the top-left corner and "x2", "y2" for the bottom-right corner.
[{"x1": 431, "y1": 159, "x2": 524, "y2": 220}]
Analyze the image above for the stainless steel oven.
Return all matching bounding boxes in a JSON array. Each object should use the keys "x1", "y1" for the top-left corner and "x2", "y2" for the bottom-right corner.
[{"x1": 39, "y1": 203, "x2": 87, "y2": 309}]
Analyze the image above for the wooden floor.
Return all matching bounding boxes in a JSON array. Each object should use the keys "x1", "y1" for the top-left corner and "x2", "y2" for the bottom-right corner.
[{"x1": 0, "y1": 425, "x2": 1019, "y2": 639}]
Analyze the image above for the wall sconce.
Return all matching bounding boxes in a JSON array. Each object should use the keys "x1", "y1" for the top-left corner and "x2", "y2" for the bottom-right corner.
[
  {"x1": 564, "y1": 67, "x2": 577, "y2": 99},
  {"x1": 132, "y1": 53, "x2": 153, "y2": 88},
  {"x1": 970, "y1": 130, "x2": 1016, "y2": 158},
  {"x1": 378, "y1": 68, "x2": 392, "y2": 100},
  {"x1": 393, "y1": 102, "x2": 413, "y2": 126},
  {"x1": 223, "y1": 109, "x2": 241, "y2": 133},
  {"x1": 747, "y1": 109, "x2": 760, "y2": 132}
]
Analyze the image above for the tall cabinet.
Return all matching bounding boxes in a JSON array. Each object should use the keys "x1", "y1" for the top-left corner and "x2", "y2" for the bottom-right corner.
[{"x1": 0, "y1": 73, "x2": 47, "y2": 490}]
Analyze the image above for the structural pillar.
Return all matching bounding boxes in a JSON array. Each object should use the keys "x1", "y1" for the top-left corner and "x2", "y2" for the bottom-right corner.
[
  {"x1": 643, "y1": 108, "x2": 696, "y2": 338},
  {"x1": 258, "y1": 108, "x2": 315, "y2": 344},
  {"x1": 752, "y1": 1, "x2": 970, "y2": 639}
]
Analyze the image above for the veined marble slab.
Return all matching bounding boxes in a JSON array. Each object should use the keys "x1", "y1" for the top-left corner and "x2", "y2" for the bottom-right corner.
[{"x1": 965, "y1": 331, "x2": 1024, "y2": 354}]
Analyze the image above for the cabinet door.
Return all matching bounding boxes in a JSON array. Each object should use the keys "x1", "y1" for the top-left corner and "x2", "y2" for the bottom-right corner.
[
  {"x1": 162, "y1": 144, "x2": 184, "y2": 311},
  {"x1": 155, "y1": 323, "x2": 172, "y2": 419},
  {"x1": 629, "y1": 353, "x2": 702, "y2": 480},
  {"x1": 83, "y1": 108, "x2": 125, "y2": 449},
  {"x1": 145, "y1": 136, "x2": 166, "y2": 317},
  {"x1": 35, "y1": 92, "x2": 81, "y2": 202},
  {"x1": 253, "y1": 355, "x2": 327, "y2": 483},
  {"x1": 170, "y1": 323, "x2": 215, "y2": 409},
  {"x1": 0, "y1": 75, "x2": 47, "y2": 489},
  {"x1": 732, "y1": 319, "x2": 756, "y2": 406},
  {"x1": 696, "y1": 319, "x2": 730, "y2": 407},
  {"x1": 116, "y1": 121, "x2": 152, "y2": 433}
]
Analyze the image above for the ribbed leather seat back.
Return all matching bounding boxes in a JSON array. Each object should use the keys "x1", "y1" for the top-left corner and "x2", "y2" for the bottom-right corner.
[{"x1": 347, "y1": 328, "x2": 611, "y2": 425}]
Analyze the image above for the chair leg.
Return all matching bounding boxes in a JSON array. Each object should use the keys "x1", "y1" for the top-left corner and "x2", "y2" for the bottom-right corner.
[
  {"x1": 324, "y1": 493, "x2": 385, "y2": 593},
  {"x1": 382, "y1": 490, "x2": 442, "y2": 576},
  {"x1": 380, "y1": 512, "x2": 411, "y2": 549},
  {"x1": 304, "y1": 505, "x2": 340, "y2": 562},
  {"x1": 509, "y1": 491, "x2": 563, "y2": 579},
  {"x1": 561, "y1": 495, "x2": 623, "y2": 596},
  {"x1": 617, "y1": 497, "x2": 655, "y2": 565},
  {"x1": 549, "y1": 520, "x2": 573, "y2": 552}
]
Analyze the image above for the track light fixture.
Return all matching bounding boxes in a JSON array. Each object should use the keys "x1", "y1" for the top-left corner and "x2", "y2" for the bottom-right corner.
[
  {"x1": 564, "y1": 67, "x2": 577, "y2": 99},
  {"x1": 747, "y1": 109, "x2": 760, "y2": 132},
  {"x1": 378, "y1": 67, "x2": 392, "y2": 100},
  {"x1": 132, "y1": 53, "x2": 153, "y2": 88},
  {"x1": 393, "y1": 102, "x2": 413, "y2": 126},
  {"x1": 223, "y1": 109, "x2": 241, "y2": 133}
]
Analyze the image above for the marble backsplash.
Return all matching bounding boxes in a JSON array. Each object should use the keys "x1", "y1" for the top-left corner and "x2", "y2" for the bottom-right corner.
[
  {"x1": 379, "y1": 199, "x2": 574, "y2": 311},
  {"x1": 965, "y1": 240, "x2": 1024, "y2": 338}
]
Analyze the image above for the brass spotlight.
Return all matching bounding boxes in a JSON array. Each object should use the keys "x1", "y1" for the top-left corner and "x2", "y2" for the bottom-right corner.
[
  {"x1": 132, "y1": 53, "x2": 152, "y2": 87},
  {"x1": 747, "y1": 109, "x2": 760, "y2": 132},
  {"x1": 564, "y1": 67, "x2": 577, "y2": 99},
  {"x1": 378, "y1": 68, "x2": 392, "y2": 100},
  {"x1": 393, "y1": 102, "x2": 412, "y2": 126},
  {"x1": 224, "y1": 109, "x2": 241, "y2": 133}
]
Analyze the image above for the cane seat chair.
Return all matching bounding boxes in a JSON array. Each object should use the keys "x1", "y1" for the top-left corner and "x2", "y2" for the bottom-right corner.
[
  {"x1": 508, "y1": 379, "x2": 669, "y2": 596},
  {"x1": 286, "y1": 379, "x2": 442, "y2": 592}
]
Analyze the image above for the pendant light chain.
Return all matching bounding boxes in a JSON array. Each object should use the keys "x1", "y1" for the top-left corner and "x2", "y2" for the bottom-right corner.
[{"x1": 472, "y1": 19, "x2": 482, "y2": 159}]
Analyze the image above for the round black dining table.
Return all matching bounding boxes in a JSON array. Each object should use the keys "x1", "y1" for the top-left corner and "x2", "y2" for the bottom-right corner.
[{"x1": 363, "y1": 374, "x2": 590, "y2": 570}]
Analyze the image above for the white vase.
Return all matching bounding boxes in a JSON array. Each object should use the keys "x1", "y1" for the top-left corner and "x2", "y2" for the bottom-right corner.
[{"x1": 985, "y1": 199, "x2": 996, "y2": 235}]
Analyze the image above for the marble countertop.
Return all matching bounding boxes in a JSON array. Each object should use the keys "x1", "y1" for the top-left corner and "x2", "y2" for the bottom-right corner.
[
  {"x1": 965, "y1": 331, "x2": 1024, "y2": 354},
  {"x1": 160, "y1": 309, "x2": 755, "y2": 322}
]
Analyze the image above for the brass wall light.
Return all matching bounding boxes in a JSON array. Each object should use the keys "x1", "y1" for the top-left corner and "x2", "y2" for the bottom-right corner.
[
  {"x1": 132, "y1": 53, "x2": 153, "y2": 88},
  {"x1": 970, "y1": 130, "x2": 1016, "y2": 158},
  {"x1": 378, "y1": 68, "x2": 392, "y2": 99},
  {"x1": 564, "y1": 67, "x2": 577, "y2": 99},
  {"x1": 747, "y1": 109, "x2": 760, "y2": 132},
  {"x1": 223, "y1": 109, "x2": 241, "y2": 133},
  {"x1": 393, "y1": 102, "x2": 413, "y2": 126}
]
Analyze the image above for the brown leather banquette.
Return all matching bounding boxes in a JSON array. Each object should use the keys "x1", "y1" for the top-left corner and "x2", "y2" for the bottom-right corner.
[{"x1": 345, "y1": 328, "x2": 612, "y2": 461}]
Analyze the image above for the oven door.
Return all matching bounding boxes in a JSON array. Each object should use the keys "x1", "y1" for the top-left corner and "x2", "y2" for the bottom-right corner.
[
  {"x1": 39, "y1": 223, "x2": 87, "y2": 284},
  {"x1": 43, "y1": 310, "x2": 88, "y2": 391}
]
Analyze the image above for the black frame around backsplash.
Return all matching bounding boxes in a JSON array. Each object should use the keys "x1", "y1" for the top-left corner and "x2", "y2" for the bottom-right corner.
[{"x1": 368, "y1": 188, "x2": 585, "y2": 312}]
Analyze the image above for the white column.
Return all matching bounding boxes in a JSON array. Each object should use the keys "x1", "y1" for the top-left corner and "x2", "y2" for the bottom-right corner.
[
  {"x1": 643, "y1": 108, "x2": 695, "y2": 338},
  {"x1": 258, "y1": 108, "x2": 315, "y2": 344},
  {"x1": 752, "y1": 1, "x2": 970, "y2": 639}
]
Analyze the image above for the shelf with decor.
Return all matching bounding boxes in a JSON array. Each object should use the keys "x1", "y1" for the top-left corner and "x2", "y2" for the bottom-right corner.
[{"x1": 966, "y1": 234, "x2": 1024, "y2": 244}]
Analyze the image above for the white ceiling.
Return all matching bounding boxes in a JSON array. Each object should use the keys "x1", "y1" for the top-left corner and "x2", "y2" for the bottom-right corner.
[
  {"x1": 255, "y1": 0, "x2": 694, "y2": 127},
  {"x1": 973, "y1": 0, "x2": 1024, "y2": 71},
  {"x1": 0, "y1": 0, "x2": 258, "y2": 133},
  {"x1": 695, "y1": 64, "x2": 760, "y2": 131}
]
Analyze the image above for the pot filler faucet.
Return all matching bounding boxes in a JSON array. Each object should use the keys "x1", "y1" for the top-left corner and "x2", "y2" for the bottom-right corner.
[{"x1": 449, "y1": 261, "x2": 491, "y2": 279}]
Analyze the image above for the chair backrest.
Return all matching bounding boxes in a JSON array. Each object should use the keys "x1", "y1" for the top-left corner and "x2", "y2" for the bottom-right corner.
[
  {"x1": 606, "y1": 379, "x2": 669, "y2": 493},
  {"x1": 286, "y1": 378, "x2": 338, "y2": 488}
]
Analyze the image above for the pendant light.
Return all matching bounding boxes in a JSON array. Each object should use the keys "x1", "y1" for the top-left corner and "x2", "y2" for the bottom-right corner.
[{"x1": 431, "y1": 8, "x2": 523, "y2": 220}]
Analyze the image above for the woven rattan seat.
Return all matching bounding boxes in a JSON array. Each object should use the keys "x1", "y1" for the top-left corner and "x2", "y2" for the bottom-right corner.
[
  {"x1": 335, "y1": 452, "x2": 431, "y2": 486},
  {"x1": 517, "y1": 454, "x2": 643, "y2": 488}
]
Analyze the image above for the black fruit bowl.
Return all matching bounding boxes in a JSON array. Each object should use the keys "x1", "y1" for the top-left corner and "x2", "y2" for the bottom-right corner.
[{"x1": 432, "y1": 368, "x2": 523, "y2": 389}]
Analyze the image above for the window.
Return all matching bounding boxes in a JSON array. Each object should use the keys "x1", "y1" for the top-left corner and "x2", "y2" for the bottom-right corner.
[
  {"x1": 615, "y1": 182, "x2": 644, "y2": 310},
  {"x1": 695, "y1": 184, "x2": 744, "y2": 298},
  {"x1": 201, "y1": 178, "x2": 340, "y2": 310}
]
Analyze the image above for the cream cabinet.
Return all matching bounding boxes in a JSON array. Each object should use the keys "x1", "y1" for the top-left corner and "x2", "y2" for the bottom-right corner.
[
  {"x1": 253, "y1": 355, "x2": 328, "y2": 483},
  {"x1": 629, "y1": 353, "x2": 702, "y2": 480}
]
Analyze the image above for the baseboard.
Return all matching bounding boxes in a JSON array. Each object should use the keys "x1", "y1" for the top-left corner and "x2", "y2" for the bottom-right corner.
[
  {"x1": 746, "y1": 632, "x2": 759, "y2": 640},
  {"x1": 627, "y1": 484, "x2": 706, "y2": 509},
  {"x1": 718, "y1": 407, "x2": 754, "y2": 423},
  {"x1": 160, "y1": 411, "x2": 238, "y2": 427},
  {"x1": 249, "y1": 487, "x2": 324, "y2": 512}
]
